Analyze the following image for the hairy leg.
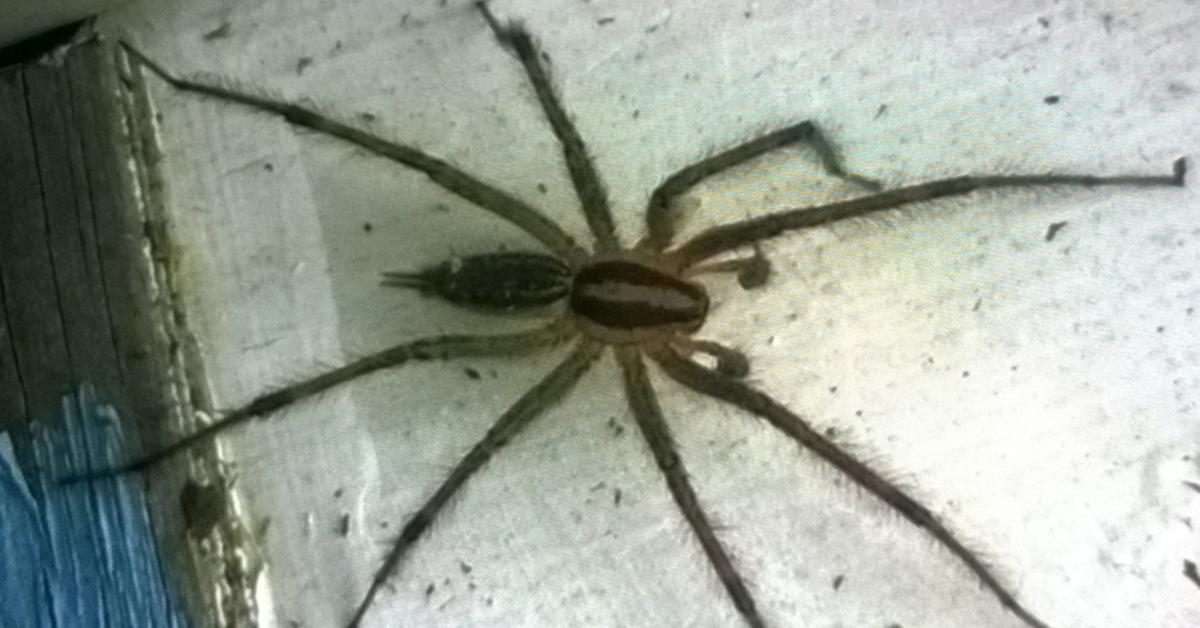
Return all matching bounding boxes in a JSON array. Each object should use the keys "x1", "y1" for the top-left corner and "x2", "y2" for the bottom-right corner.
[
  {"x1": 616, "y1": 346, "x2": 763, "y2": 628},
  {"x1": 477, "y1": 2, "x2": 619, "y2": 252},
  {"x1": 63, "y1": 321, "x2": 576, "y2": 479},
  {"x1": 348, "y1": 339, "x2": 603, "y2": 628},
  {"x1": 120, "y1": 42, "x2": 588, "y2": 265},
  {"x1": 649, "y1": 344, "x2": 1051, "y2": 628},
  {"x1": 670, "y1": 158, "x2": 1186, "y2": 268},
  {"x1": 641, "y1": 121, "x2": 881, "y2": 251}
]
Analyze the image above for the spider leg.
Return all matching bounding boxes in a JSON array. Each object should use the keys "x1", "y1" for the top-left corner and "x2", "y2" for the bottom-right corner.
[
  {"x1": 119, "y1": 42, "x2": 588, "y2": 266},
  {"x1": 670, "y1": 157, "x2": 1187, "y2": 268},
  {"x1": 61, "y1": 322, "x2": 576, "y2": 481},
  {"x1": 477, "y1": 2, "x2": 620, "y2": 252},
  {"x1": 648, "y1": 344, "x2": 1051, "y2": 628},
  {"x1": 641, "y1": 121, "x2": 881, "y2": 252},
  {"x1": 348, "y1": 338, "x2": 603, "y2": 628},
  {"x1": 615, "y1": 346, "x2": 764, "y2": 628}
]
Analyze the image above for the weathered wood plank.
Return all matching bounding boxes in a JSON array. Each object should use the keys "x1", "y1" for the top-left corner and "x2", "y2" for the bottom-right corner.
[
  {"x1": 0, "y1": 64, "x2": 74, "y2": 430},
  {"x1": 0, "y1": 81, "x2": 26, "y2": 424},
  {"x1": 66, "y1": 41, "x2": 178, "y2": 437},
  {"x1": 1, "y1": 39, "x2": 196, "y2": 628},
  {"x1": 24, "y1": 59, "x2": 123, "y2": 408}
]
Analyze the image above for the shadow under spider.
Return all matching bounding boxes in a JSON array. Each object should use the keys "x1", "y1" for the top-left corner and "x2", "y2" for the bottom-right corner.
[{"x1": 94, "y1": 3, "x2": 1186, "y2": 627}]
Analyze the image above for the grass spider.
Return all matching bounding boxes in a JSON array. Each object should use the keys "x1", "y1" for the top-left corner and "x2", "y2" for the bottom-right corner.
[{"x1": 93, "y1": 2, "x2": 1189, "y2": 627}]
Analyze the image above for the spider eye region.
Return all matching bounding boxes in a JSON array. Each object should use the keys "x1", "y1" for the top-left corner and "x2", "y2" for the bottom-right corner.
[
  {"x1": 570, "y1": 259, "x2": 710, "y2": 344},
  {"x1": 381, "y1": 251, "x2": 571, "y2": 310}
]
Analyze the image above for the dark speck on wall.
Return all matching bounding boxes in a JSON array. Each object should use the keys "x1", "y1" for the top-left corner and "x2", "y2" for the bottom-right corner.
[
  {"x1": 202, "y1": 21, "x2": 232, "y2": 41},
  {"x1": 1101, "y1": 13, "x2": 1115, "y2": 34},
  {"x1": 1183, "y1": 560, "x2": 1200, "y2": 590},
  {"x1": 1045, "y1": 220, "x2": 1068, "y2": 241}
]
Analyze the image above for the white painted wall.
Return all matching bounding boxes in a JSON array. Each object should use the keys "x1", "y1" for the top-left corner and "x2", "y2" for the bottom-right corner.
[{"x1": 95, "y1": 1, "x2": 1200, "y2": 627}]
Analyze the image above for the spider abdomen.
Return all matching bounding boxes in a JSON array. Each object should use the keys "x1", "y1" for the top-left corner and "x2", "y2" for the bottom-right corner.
[
  {"x1": 382, "y1": 251, "x2": 571, "y2": 309},
  {"x1": 570, "y1": 259, "x2": 709, "y2": 343}
]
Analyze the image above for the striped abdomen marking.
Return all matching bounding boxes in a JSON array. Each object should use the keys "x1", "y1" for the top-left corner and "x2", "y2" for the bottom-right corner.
[
  {"x1": 570, "y1": 260, "x2": 708, "y2": 341},
  {"x1": 382, "y1": 252, "x2": 571, "y2": 309}
]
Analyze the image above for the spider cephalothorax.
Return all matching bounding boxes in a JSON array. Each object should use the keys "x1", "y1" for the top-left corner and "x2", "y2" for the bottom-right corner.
[
  {"x1": 94, "y1": 2, "x2": 1186, "y2": 627},
  {"x1": 567, "y1": 252, "x2": 711, "y2": 343}
]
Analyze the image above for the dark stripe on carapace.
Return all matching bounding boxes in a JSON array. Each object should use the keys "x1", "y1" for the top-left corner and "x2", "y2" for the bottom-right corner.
[
  {"x1": 382, "y1": 251, "x2": 571, "y2": 309},
  {"x1": 570, "y1": 260, "x2": 708, "y2": 330}
]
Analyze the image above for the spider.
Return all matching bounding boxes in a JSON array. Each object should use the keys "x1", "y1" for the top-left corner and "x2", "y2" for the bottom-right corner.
[{"x1": 99, "y1": 2, "x2": 1185, "y2": 627}]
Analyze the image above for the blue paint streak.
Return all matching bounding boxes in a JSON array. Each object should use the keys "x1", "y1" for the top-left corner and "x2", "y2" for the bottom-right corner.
[{"x1": 0, "y1": 385, "x2": 190, "y2": 628}]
